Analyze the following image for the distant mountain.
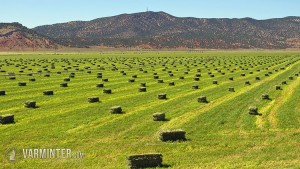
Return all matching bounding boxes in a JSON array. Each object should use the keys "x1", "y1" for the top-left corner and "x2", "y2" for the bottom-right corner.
[
  {"x1": 0, "y1": 22, "x2": 60, "y2": 50},
  {"x1": 33, "y1": 11, "x2": 300, "y2": 49}
]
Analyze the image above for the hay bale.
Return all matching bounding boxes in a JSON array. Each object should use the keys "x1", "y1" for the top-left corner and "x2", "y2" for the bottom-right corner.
[
  {"x1": 0, "y1": 90, "x2": 6, "y2": 95},
  {"x1": 157, "y1": 79, "x2": 164, "y2": 83},
  {"x1": 140, "y1": 83, "x2": 146, "y2": 87},
  {"x1": 127, "y1": 153, "x2": 163, "y2": 169},
  {"x1": 158, "y1": 93, "x2": 167, "y2": 100},
  {"x1": 228, "y1": 87, "x2": 235, "y2": 92},
  {"x1": 255, "y1": 77, "x2": 260, "y2": 80},
  {"x1": 9, "y1": 76, "x2": 16, "y2": 80},
  {"x1": 64, "y1": 78, "x2": 70, "y2": 82},
  {"x1": 179, "y1": 76, "x2": 184, "y2": 79},
  {"x1": 275, "y1": 85, "x2": 281, "y2": 90},
  {"x1": 210, "y1": 74, "x2": 215, "y2": 77},
  {"x1": 212, "y1": 80, "x2": 218, "y2": 84},
  {"x1": 169, "y1": 82, "x2": 175, "y2": 86},
  {"x1": 0, "y1": 114, "x2": 14, "y2": 124},
  {"x1": 102, "y1": 78, "x2": 108, "y2": 82},
  {"x1": 18, "y1": 82, "x2": 26, "y2": 86},
  {"x1": 195, "y1": 73, "x2": 201, "y2": 77},
  {"x1": 44, "y1": 74, "x2": 50, "y2": 77},
  {"x1": 97, "y1": 75, "x2": 102, "y2": 78},
  {"x1": 249, "y1": 106, "x2": 258, "y2": 115},
  {"x1": 29, "y1": 78, "x2": 36, "y2": 82},
  {"x1": 262, "y1": 94, "x2": 269, "y2": 100},
  {"x1": 229, "y1": 77, "x2": 234, "y2": 81},
  {"x1": 192, "y1": 85, "x2": 199, "y2": 89},
  {"x1": 60, "y1": 83, "x2": 68, "y2": 87},
  {"x1": 96, "y1": 83, "x2": 104, "y2": 88},
  {"x1": 110, "y1": 106, "x2": 122, "y2": 114},
  {"x1": 245, "y1": 81, "x2": 251, "y2": 85},
  {"x1": 24, "y1": 100, "x2": 36, "y2": 108},
  {"x1": 169, "y1": 73, "x2": 173, "y2": 77},
  {"x1": 282, "y1": 81, "x2": 287, "y2": 85},
  {"x1": 153, "y1": 113, "x2": 165, "y2": 121},
  {"x1": 194, "y1": 77, "x2": 200, "y2": 81},
  {"x1": 159, "y1": 129, "x2": 186, "y2": 142},
  {"x1": 289, "y1": 76, "x2": 294, "y2": 80},
  {"x1": 103, "y1": 89, "x2": 112, "y2": 94},
  {"x1": 139, "y1": 87, "x2": 147, "y2": 92},
  {"x1": 132, "y1": 75, "x2": 137, "y2": 78},
  {"x1": 43, "y1": 90, "x2": 54, "y2": 95},
  {"x1": 153, "y1": 75, "x2": 159, "y2": 79},
  {"x1": 197, "y1": 96, "x2": 208, "y2": 103},
  {"x1": 128, "y1": 79, "x2": 135, "y2": 83},
  {"x1": 88, "y1": 97, "x2": 99, "y2": 103}
]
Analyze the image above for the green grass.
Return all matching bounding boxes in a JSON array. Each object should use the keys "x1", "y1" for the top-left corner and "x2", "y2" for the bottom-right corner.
[{"x1": 0, "y1": 51, "x2": 300, "y2": 168}]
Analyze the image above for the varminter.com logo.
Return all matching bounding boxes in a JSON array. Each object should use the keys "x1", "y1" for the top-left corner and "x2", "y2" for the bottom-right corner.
[
  {"x1": 6, "y1": 148, "x2": 84, "y2": 162},
  {"x1": 5, "y1": 147, "x2": 20, "y2": 163}
]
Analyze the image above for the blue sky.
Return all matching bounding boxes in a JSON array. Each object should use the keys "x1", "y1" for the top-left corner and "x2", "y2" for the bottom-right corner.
[{"x1": 1, "y1": 0, "x2": 299, "y2": 28}]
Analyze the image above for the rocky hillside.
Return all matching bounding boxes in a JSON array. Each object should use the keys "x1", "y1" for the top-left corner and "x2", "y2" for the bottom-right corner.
[
  {"x1": 33, "y1": 12, "x2": 300, "y2": 49},
  {"x1": 0, "y1": 23, "x2": 60, "y2": 50}
]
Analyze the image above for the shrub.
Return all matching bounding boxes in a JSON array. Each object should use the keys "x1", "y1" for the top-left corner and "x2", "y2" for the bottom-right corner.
[{"x1": 127, "y1": 154, "x2": 163, "y2": 169}]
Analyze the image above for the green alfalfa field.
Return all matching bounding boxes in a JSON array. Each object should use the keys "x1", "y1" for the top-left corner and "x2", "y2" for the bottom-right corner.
[{"x1": 0, "y1": 51, "x2": 300, "y2": 168}]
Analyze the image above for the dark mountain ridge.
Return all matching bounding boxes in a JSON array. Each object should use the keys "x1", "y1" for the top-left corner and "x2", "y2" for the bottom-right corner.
[{"x1": 14, "y1": 12, "x2": 300, "y2": 49}]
